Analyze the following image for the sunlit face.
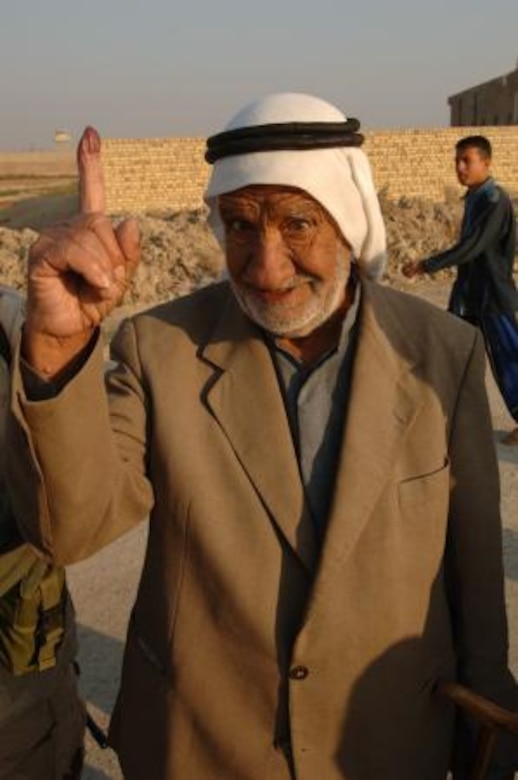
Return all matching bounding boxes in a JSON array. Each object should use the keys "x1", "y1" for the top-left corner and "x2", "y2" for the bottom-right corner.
[
  {"x1": 218, "y1": 185, "x2": 352, "y2": 338},
  {"x1": 455, "y1": 146, "x2": 491, "y2": 189}
]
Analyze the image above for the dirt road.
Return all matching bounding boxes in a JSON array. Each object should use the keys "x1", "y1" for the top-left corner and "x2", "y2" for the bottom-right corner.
[{"x1": 66, "y1": 282, "x2": 518, "y2": 779}]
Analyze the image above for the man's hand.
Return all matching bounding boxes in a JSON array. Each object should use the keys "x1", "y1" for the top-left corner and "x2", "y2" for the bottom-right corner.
[
  {"x1": 23, "y1": 127, "x2": 140, "y2": 379},
  {"x1": 402, "y1": 260, "x2": 426, "y2": 279}
]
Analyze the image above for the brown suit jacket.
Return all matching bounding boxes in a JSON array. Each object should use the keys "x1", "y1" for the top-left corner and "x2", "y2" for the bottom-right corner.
[{"x1": 7, "y1": 280, "x2": 516, "y2": 779}]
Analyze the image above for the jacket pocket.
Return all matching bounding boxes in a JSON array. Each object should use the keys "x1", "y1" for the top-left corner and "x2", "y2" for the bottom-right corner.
[{"x1": 397, "y1": 459, "x2": 450, "y2": 510}]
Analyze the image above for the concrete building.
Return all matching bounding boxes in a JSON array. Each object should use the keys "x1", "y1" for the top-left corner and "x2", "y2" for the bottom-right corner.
[{"x1": 448, "y1": 60, "x2": 518, "y2": 126}]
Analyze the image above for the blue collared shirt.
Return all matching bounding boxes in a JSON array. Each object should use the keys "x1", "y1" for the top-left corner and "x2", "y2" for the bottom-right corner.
[{"x1": 267, "y1": 283, "x2": 361, "y2": 539}]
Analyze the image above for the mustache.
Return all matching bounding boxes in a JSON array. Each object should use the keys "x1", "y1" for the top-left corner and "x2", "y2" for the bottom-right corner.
[{"x1": 241, "y1": 274, "x2": 316, "y2": 292}]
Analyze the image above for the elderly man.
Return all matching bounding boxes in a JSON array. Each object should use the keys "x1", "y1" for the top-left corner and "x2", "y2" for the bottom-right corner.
[{"x1": 6, "y1": 93, "x2": 517, "y2": 779}]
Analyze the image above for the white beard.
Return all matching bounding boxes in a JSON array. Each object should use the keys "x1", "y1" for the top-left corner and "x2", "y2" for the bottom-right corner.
[{"x1": 229, "y1": 248, "x2": 351, "y2": 338}]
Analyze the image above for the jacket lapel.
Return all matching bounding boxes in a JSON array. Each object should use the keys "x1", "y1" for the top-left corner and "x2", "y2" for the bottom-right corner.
[
  {"x1": 320, "y1": 282, "x2": 423, "y2": 570},
  {"x1": 200, "y1": 292, "x2": 318, "y2": 575}
]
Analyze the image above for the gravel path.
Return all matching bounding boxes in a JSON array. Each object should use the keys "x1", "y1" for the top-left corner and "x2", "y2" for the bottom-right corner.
[{"x1": 66, "y1": 282, "x2": 518, "y2": 779}]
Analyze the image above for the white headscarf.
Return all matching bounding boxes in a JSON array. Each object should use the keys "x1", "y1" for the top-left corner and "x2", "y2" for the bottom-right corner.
[{"x1": 204, "y1": 92, "x2": 386, "y2": 280}]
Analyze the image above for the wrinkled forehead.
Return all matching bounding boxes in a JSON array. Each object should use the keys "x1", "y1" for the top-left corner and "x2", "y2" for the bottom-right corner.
[{"x1": 218, "y1": 184, "x2": 336, "y2": 227}]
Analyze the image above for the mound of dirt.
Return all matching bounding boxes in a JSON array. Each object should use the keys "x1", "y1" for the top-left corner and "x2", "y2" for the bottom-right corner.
[
  {"x1": 1, "y1": 195, "x2": 514, "y2": 307},
  {"x1": 123, "y1": 209, "x2": 223, "y2": 305},
  {"x1": 0, "y1": 208, "x2": 224, "y2": 303},
  {"x1": 380, "y1": 193, "x2": 462, "y2": 284},
  {"x1": 0, "y1": 226, "x2": 38, "y2": 293}
]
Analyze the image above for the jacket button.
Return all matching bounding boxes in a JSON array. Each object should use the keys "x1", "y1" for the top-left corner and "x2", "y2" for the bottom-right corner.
[{"x1": 289, "y1": 665, "x2": 309, "y2": 680}]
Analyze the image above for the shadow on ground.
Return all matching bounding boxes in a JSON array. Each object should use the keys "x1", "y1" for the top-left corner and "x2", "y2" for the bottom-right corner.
[
  {"x1": 82, "y1": 767, "x2": 113, "y2": 780},
  {"x1": 494, "y1": 430, "x2": 518, "y2": 465},
  {"x1": 0, "y1": 191, "x2": 78, "y2": 230},
  {"x1": 503, "y1": 528, "x2": 518, "y2": 582},
  {"x1": 75, "y1": 625, "x2": 126, "y2": 779},
  {"x1": 76, "y1": 624, "x2": 125, "y2": 716}
]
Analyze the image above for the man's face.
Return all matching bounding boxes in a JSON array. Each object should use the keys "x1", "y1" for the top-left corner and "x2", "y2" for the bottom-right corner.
[
  {"x1": 218, "y1": 185, "x2": 352, "y2": 338},
  {"x1": 455, "y1": 146, "x2": 490, "y2": 189}
]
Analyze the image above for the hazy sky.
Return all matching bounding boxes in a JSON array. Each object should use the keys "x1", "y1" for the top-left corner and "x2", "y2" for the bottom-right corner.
[{"x1": 1, "y1": 0, "x2": 517, "y2": 150}]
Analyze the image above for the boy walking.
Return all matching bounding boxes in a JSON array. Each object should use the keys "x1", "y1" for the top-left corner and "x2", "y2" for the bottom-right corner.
[{"x1": 404, "y1": 135, "x2": 518, "y2": 444}]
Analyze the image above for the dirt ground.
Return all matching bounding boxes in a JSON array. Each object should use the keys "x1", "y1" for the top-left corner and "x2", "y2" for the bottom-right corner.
[{"x1": 0, "y1": 151, "x2": 77, "y2": 220}]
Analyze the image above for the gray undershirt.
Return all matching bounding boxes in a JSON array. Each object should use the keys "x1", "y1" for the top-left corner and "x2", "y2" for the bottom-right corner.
[{"x1": 267, "y1": 284, "x2": 361, "y2": 540}]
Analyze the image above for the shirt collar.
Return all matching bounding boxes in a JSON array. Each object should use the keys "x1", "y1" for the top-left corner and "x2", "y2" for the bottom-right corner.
[{"x1": 465, "y1": 175, "x2": 495, "y2": 201}]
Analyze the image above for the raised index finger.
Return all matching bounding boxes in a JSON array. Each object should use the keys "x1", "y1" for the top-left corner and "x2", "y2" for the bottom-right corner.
[{"x1": 77, "y1": 126, "x2": 106, "y2": 214}]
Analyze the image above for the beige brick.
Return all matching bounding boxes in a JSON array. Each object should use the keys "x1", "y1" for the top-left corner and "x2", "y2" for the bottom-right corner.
[{"x1": 100, "y1": 130, "x2": 518, "y2": 214}]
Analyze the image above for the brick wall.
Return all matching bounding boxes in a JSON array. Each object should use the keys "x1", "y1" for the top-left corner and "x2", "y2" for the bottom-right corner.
[
  {"x1": 103, "y1": 138, "x2": 207, "y2": 214},
  {"x1": 97, "y1": 127, "x2": 518, "y2": 213},
  {"x1": 363, "y1": 126, "x2": 518, "y2": 200}
]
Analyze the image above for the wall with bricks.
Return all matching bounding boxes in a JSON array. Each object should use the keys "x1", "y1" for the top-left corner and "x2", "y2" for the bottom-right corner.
[
  {"x1": 363, "y1": 126, "x2": 518, "y2": 200},
  {"x1": 103, "y1": 138, "x2": 207, "y2": 215},
  {"x1": 98, "y1": 126, "x2": 518, "y2": 213}
]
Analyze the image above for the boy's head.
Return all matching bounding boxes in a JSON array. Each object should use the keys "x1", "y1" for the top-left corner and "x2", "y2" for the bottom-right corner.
[{"x1": 455, "y1": 135, "x2": 492, "y2": 189}]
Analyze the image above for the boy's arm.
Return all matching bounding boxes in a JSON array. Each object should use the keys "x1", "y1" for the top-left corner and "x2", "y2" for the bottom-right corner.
[
  {"x1": 422, "y1": 193, "x2": 510, "y2": 273},
  {"x1": 402, "y1": 192, "x2": 511, "y2": 279}
]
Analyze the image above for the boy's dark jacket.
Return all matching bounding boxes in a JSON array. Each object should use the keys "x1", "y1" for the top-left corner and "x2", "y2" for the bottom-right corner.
[{"x1": 423, "y1": 178, "x2": 518, "y2": 316}]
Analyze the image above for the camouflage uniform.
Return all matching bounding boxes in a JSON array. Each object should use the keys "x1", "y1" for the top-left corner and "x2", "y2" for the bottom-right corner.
[{"x1": 0, "y1": 286, "x2": 85, "y2": 780}]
